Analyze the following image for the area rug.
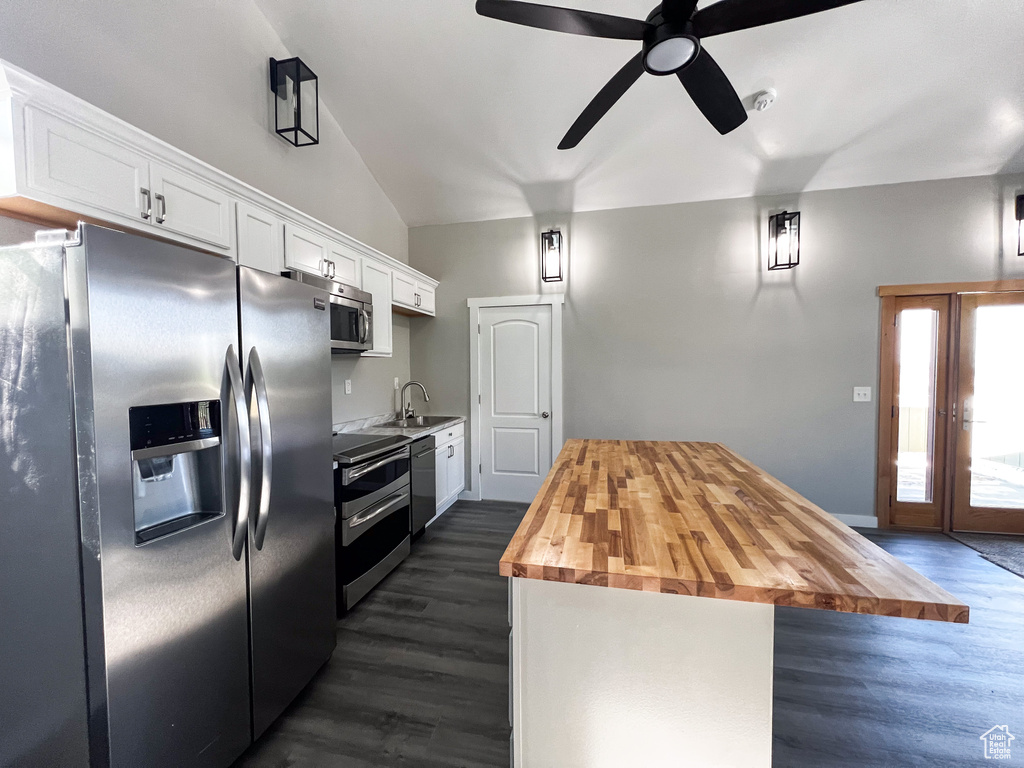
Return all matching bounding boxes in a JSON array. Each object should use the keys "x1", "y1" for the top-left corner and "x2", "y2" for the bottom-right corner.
[{"x1": 947, "y1": 532, "x2": 1024, "y2": 579}]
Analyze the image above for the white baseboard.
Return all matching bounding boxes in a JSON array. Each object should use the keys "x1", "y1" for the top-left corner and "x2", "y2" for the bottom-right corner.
[
  {"x1": 459, "y1": 489, "x2": 481, "y2": 502},
  {"x1": 833, "y1": 513, "x2": 879, "y2": 529}
]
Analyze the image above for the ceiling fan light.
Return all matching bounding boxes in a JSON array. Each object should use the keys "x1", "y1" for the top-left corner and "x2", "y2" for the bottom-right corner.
[{"x1": 644, "y1": 36, "x2": 697, "y2": 74}]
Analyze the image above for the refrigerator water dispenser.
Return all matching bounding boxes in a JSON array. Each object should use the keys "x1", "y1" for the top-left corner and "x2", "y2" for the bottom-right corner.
[{"x1": 129, "y1": 401, "x2": 223, "y2": 545}]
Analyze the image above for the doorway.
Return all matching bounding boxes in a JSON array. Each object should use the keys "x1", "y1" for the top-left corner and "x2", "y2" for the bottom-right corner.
[
  {"x1": 878, "y1": 282, "x2": 1024, "y2": 533},
  {"x1": 468, "y1": 295, "x2": 563, "y2": 504}
]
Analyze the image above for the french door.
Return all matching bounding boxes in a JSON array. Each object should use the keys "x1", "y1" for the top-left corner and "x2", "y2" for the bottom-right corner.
[
  {"x1": 879, "y1": 288, "x2": 1024, "y2": 533},
  {"x1": 952, "y1": 293, "x2": 1024, "y2": 533}
]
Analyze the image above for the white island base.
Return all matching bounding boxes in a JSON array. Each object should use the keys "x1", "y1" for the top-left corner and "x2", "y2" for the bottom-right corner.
[{"x1": 509, "y1": 578, "x2": 775, "y2": 768}]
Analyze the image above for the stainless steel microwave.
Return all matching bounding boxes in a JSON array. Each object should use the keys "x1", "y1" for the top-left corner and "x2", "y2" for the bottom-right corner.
[{"x1": 284, "y1": 270, "x2": 373, "y2": 353}]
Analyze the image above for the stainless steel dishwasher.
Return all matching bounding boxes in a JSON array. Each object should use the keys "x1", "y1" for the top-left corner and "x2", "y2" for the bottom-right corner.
[{"x1": 411, "y1": 435, "x2": 436, "y2": 537}]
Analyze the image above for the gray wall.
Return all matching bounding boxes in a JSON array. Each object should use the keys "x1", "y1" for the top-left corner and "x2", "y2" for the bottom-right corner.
[
  {"x1": 409, "y1": 174, "x2": 1024, "y2": 520},
  {"x1": 331, "y1": 315, "x2": 410, "y2": 426},
  {"x1": 0, "y1": 0, "x2": 412, "y2": 421}
]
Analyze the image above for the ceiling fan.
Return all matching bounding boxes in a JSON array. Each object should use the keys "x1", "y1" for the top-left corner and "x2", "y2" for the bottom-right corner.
[{"x1": 476, "y1": 0, "x2": 865, "y2": 149}]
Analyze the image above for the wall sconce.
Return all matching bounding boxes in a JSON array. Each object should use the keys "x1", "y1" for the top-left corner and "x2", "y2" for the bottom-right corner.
[
  {"x1": 1016, "y1": 195, "x2": 1024, "y2": 257},
  {"x1": 767, "y1": 211, "x2": 800, "y2": 271},
  {"x1": 269, "y1": 57, "x2": 319, "y2": 147},
  {"x1": 540, "y1": 229, "x2": 564, "y2": 282}
]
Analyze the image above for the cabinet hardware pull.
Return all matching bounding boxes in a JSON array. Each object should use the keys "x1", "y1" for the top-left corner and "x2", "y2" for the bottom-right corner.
[
  {"x1": 154, "y1": 193, "x2": 166, "y2": 224},
  {"x1": 329, "y1": 260, "x2": 336, "y2": 279},
  {"x1": 140, "y1": 188, "x2": 152, "y2": 220}
]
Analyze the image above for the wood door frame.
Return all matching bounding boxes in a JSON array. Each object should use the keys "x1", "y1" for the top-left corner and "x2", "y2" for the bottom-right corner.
[
  {"x1": 877, "y1": 279, "x2": 1024, "y2": 532},
  {"x1": 952, "y1": 291, "x2": 1024, "y2": 534},
  {"x1": 466, "y1": 294, "x2": 564, "y2": 502},
  {"x1": 876, "y1": 294, "x2": 953, "y2": 530}
]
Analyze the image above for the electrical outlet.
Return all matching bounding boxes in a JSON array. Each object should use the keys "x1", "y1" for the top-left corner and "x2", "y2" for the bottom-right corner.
[
  {"x1": 853, "y1": 387, "x2": 872, "y2": 403},
  {"x1": 344, "y1": 379, "x2": 352, "y2": 395},
  {"x1": 394, "y1": 377, "x2": 400, "y2": 391}
]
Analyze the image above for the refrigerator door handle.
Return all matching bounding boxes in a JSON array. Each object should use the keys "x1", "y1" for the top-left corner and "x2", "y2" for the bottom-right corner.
[
  {"x1": 226, "y1": 345, "x2": 252, "y2": 561},
  {"x1": 246, "y1": 346, "x2": 273, "y2": 551}
]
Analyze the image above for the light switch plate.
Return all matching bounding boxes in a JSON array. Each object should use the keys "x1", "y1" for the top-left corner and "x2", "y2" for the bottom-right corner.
[
  {"x1": 345, "y1": 379, "x2": 352, "y2": 395},
  {"x1": 853, "y1": 387, "x2": 872, "y2": 403},
  {"x1": 394, "y1": 377, "x2": 400, "y2": 390}
]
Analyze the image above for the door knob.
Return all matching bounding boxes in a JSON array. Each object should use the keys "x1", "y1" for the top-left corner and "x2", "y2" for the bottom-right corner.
[{"x1": 541, "y1": 412, "x2": 550, "y2": 419}]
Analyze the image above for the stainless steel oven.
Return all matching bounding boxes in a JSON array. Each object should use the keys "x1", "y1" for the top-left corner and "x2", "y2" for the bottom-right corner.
[
  {"x1": 285, "y1": 270, "x2": 372, "y2": 353},
  {"x1": 332, "y1": 433, "x2": 413, "y2": 611}
]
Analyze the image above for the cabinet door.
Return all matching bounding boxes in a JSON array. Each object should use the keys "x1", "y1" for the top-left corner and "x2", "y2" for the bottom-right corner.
[
  {"x1": 150, "y1": 162, "x2": 233, "y2": 249},
  {"x1": 236, "y1": 202, "x2": 283, "y2": 273},
  {"x1": 417, "y1": 284, "x2": 436, "y2": 315},
  {"x1": 392, "y1": 271, "x2": 417, "y2": 309},
  {"x1": 284, "y1": 223, "x2": 329, "y2": 276},
  {"x1": 24, "y1": 105, "x2": 150, "y2": 221},
  {"x1": 360, "y1": 258, "x2": 392, "y2": 357},
  {"x1": 327, "y1": 241, "x2": 359, "y2": 286},
  {"x1": 435, "y1": 445, "x2": 450, "y2": 509},
  {"x1": 447, "y1": 438, "x2": 465, "y2": 499}
]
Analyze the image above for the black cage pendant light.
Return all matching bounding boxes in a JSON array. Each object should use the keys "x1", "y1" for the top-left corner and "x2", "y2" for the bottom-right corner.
[
  {"x1": 269, "y1": 57, "x2": 319, "y2": 147},
  {"x1": 767, "y1": 211, "x2": 800, "y2": 271}
]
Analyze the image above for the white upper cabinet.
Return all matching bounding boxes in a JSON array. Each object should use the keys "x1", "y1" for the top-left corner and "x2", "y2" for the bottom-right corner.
[
  {"x1": 236, "y1": 201, "x2": 283, "y2": 274},
  {"x1": 392, "y1": 270, "x2": 437, "y2": 317},
  {"x1": 360, "y1": 258, "x2": 392, "y2": 357},
  {"x1": 149, "y1": 162, "x2": 233, "y2": 249},
  {"x1": 24, "y1": 105, "x2": 149, "y2": 221},
  {"x1": 0, "y1": 58, "x2": 438, "y2": 301},
  {"x1": 284, "y1": 222, "x2": 329, "y2": 276},
  {"x1": 327, "y1": 241, "x2": 359, "y2": 287},
  {"x1": 393, "y1": 271, "x2": 416, "y2": 307}
]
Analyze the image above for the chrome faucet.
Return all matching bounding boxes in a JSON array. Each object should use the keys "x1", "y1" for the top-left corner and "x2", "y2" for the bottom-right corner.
[{"x1": 400, "y1": 381, "x2": 430, "y2": 419}]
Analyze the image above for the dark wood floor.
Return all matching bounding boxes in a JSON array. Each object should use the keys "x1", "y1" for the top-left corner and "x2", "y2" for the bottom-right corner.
[{"x1": 236, "y1": 502, "x2": 1024, "y2": 767}]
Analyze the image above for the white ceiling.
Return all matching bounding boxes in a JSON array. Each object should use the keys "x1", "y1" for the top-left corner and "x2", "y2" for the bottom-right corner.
[{"x1": 255, "y1": 0, "x2": 1024, "y2": 227}]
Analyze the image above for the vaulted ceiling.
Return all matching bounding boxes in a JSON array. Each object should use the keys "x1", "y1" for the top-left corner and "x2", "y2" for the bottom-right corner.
[{"x1": 255, "y1": 0, "x2": 1024, "y2": 227}]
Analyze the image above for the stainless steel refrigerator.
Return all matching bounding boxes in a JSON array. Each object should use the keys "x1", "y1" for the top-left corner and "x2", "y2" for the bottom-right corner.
[{"x1": 0, "y1": 224, "x2": 336, "y2": 767}]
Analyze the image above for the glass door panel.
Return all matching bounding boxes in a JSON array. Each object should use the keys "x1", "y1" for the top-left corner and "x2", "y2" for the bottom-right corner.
[
  {"x1": 886, "y1": 295, "x2": 950, "y2": 529},
  {"x1": 896, "y1": 308, "x2": 939, "y2": 503},
  {"x1": 954, "y1": 293, "x2": 1024, "y2": 532}
]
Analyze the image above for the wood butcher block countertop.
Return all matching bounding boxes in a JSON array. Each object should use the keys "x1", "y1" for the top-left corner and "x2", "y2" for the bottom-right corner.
[{"x1": 499, "y1": 440, "x2": 969, "y2": 623}]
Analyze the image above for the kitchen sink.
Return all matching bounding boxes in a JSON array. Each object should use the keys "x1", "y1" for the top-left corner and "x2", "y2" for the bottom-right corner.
[{"x1": 379, "y1": 415, "x2": 455, "y2": 429}]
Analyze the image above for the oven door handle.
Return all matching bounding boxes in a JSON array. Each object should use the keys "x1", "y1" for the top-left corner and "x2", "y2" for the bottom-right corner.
[
  {"x1": 345, "y1": 446, "x2": 410, "y2": 483},
  {"x1": 350, "y1": 491, "x2": 409, "y2": 529}
]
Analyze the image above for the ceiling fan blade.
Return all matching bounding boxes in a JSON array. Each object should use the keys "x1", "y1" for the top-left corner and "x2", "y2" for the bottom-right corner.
[
  {"x1": 661, "y1": 0, "x2": 701, "y2": 24},
  {"x1": 558, "y1": 53, "x2": 645, "y2": 149},
  {"x1": 693, "y1": 0, "x2": 866, "y2": 38},
  {"x1": 676, "y1": 48, "x2": 747, "y2": 135},
  {"x1": 476, "y1": 0, "x2": 649, "y2": 40}
]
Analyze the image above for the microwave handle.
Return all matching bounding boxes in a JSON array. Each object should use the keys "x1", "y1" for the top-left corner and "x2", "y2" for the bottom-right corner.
[{"x1": 359, "y1": 308, "x2": 370, "y2": 344}]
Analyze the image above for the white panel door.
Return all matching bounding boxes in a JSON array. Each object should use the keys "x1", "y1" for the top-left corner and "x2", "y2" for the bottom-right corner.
[
  {"x1": 150, "y1": 162, "x2": 233, "y2": 248},
  {"x1": 479, "y1": 305, "x2": 552, "y2": 502},
  {"x1": 360, "y1": 258, "x2": 392, "y2": 357},
  {"x1": 235, "y1": 201, "x2": 283, "y2": 273},
  {"x1": 24, "y1": 105, "x2": 150, "y2": 221}
]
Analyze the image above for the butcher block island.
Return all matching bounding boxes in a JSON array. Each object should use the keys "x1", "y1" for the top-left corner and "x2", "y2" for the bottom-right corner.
[{"x1": 501, "y1": 440, "x2": 968, "y2": 768}]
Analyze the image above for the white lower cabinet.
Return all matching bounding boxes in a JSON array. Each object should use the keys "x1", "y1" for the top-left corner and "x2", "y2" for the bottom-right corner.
[
  {"x1": 360, "y1": 258, "x2": 392, "y2": 357},
  {"x1": 235, "y1": 202, "x2": 283, "y2": 274},
  {"x1": 435, "y1": 444, "x2": 450, "y2": 510},
  {"x1": 435, "y1": 423, "x2": 466, "y2": 515}
]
